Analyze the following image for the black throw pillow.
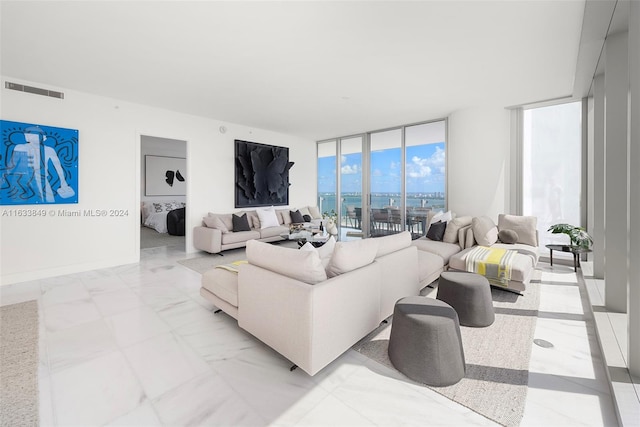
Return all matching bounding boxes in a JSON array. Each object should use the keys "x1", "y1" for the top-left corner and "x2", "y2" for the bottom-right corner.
[
  {"x1": 426, "y1": 221, "x2": 447, "y2": 241},
  {"x1": 290, "y1": 210, "x2": 304, "y2": 223},
  {"x1": 302, "y1": 214, "x2": 312, "y2": 222},
  {"x1": 232, "y1": 213, "x2": 251, "y2": 231}
]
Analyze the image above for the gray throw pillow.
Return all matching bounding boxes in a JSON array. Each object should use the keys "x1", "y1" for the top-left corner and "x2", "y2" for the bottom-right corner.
[
  {"x1": 426, "y1": 221, "x2": 447, "y2": 241},
  {"x1": 290, "y1": 210, "x2": 304, "y2": 223},
  {"x1": 498, "y1": 229, "x2": 519, "y2": 244},
  {"x1": 232, "y1": 213, "x2": 251, "y2": 231}
]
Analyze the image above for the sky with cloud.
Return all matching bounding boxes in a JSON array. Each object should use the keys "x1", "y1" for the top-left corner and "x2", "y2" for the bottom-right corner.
[{"x1": 318, "y1": 142, "x2": 445, "y2": 194}]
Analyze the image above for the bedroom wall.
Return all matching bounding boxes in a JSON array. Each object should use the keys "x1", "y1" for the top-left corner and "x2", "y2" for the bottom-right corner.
[
  {"x1": 140, "y1": 135, "x2": 187, "y2": 205},
  {"x1": 447, "y1": 106, "x2": 511, "y2": 220},
  {"x1": 0, "y1": 76, "x2": 316, "y2": 285}
]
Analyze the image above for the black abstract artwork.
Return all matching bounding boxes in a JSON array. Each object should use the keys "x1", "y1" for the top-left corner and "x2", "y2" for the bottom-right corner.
[{"x1": 235, "y1": 140, "x2": 294, "y2": 208}]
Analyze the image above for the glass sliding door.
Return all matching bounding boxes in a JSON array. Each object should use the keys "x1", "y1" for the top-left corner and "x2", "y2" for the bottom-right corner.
[
  {"x1": 522, "y1": 101, "x2": 582, "y2": 249},
  {"x1": 340, "y1": 136, "x2": 364, "y2": 240},
  {"x1": 405, "y1": 121, "x2": 447, "y2": 236},
  {"x1": 369, "y1": 129, "x2": 403, "y2": 237},
  {"x1": 317, "y1": 140, "x2": 337, "y2": 216}
]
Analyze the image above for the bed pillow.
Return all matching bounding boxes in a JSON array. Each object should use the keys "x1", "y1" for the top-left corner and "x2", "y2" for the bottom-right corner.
[
  {"x1": 256, "y1": 206, "x2": 280, "y2": 229},
  {"x1": 232, "y1": 213, "x2": 251, "y2": 232}
]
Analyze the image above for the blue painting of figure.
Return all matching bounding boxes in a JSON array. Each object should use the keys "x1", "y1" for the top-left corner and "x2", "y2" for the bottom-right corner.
[{"x1": 1, "y1": 120, "x2": 78, "y2": 205}]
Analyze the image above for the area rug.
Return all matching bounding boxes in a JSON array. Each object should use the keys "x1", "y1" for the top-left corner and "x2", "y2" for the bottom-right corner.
[
  {"x1": 353, "y1": 269, "x2": 542, "y2": 427},
  {"x1": 1, "y1": 300, "x2": 39, "y2": 427},
  {"x1": 177, "y1": 240, "x2": 299, "y2": 274}
]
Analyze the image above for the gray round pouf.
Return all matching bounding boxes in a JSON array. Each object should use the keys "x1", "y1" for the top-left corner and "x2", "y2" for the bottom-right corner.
[
  {"x1": 388, "y1": 296, "x2": 465, "y2": 386},
  {"x1": 437, "y1": 271, "x2": 495, "y2": 327}
]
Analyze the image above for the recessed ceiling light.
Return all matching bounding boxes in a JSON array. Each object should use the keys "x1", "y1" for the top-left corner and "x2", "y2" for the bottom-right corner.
[{"x1": 219, "y1": 126, "x2": 227, "y2": 134}]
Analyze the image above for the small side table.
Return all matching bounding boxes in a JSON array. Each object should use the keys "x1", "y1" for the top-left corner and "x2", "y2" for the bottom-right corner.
[{"x1": 546, "y1": 244, "x2": 592, "y2": 272}]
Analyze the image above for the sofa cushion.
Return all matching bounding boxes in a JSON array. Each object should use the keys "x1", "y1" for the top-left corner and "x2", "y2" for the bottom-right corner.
[
  {"x1": 300, "y1": 236, "x2": 336, "y2": 268},
  {"x1": 426, "y1": 221, "x2": 447, "y2": 241},
  {"x1": 202, "y1": 268, "x2": 239, "y2": 307},
  {"x1": 203, "y1": 215, "x2": 229, "y2": 233},
  {"x1": 449, "y1": 245, "x2": 536, "y2": 283},
  {"x1": 498, "y1": 229, "x2": 519, "y2": 244},
  {"x1": 308, "y1": 206, "x2": 322, "y2": 219},
  {"x1": 326, "y1": 238, "x2": 378, "y2": 278},
  {"x1": 498, "y1": 214, "x2": 538, "y2": 247},
  {"x1": 443, "y1": 216, "x2": 472, "y2": 244},
  {"x1": 256, "y1": 206, "x2": 280, "y2": 229},
  {"x1": 417, "y1": 250, "x2": 445, "y2": 284},
  {"x1": 375, "y1": 231, "x2": 411, "y2": 258},
  {"x1": 472, "y1": 216, "x2": 498, "y2": 246},
  {"x1": 259, "y1": 225, "x2": 289, "y2": 239},
  {"x1": 276, "y1": 209, "x2": 291, "y2": 225},
  {"x1": 246, "y1": 239, "x2": 327, "y2": 284},
  {"x1": 208, "y1": 213, "x2": 233, "y2": 231},
  {"x1": 298, "y1": 206, "x2": 311, "y2": 217},
  {"x1": 411, "y1": 238, "x2": 461, "y2": 264},
  {"x1": 290, "y1": 210, "x2": 304, "y2": 223},
  {"x1": 232, "y1": 213, "x2": 251, "y2": 232},
  {"x1": 221, "y1": 230, "x2": 260, "y2": 244}
]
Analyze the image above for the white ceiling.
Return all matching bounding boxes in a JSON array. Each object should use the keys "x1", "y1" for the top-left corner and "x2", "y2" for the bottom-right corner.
[{"x1": 0, "y1": 1, "x2": 586, "y2": 140}]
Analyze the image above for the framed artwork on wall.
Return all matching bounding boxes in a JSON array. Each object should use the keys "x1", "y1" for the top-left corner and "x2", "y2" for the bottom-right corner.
[
  {"x1": 235, "y1": 139, "x2": 294, "y2": 208},
  {"x1": 145, "y1": 155, "x2": 186, "y2": 196},
  {"x1": 0, "y1": 119, "x2": 79, "y2": 205}
]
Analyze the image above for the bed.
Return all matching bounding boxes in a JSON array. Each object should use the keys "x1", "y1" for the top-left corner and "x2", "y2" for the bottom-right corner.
[{"x1": 141, "y1": 201, "x2": 186, "y2": 233}]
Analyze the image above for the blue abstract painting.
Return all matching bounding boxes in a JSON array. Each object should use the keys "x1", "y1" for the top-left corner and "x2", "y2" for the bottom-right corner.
[{"x1": 1, "y1": 120, "x2": 79, "y2": 205}]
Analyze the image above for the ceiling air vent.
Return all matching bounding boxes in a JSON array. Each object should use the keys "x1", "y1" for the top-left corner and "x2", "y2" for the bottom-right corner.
[{"x1": 4, "y1": 81, "x2": 64, "y2": 99}]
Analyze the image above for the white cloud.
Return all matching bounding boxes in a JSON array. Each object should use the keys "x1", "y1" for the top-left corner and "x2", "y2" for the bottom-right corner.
[
  {"x1": 406, "y1": 147, "x2": 445, "y2": 178},
  {"x1": 341, "y1": 164, "x2": 359, "y2": 174}
]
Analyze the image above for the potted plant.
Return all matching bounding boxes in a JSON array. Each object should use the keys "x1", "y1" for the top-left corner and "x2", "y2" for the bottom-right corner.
[
  {"x1": 547, "y1": 223, "x2": 593, "y2": 250},
  {"x1": 323, "y1": 209, "x2": 339, "y2": 236}
]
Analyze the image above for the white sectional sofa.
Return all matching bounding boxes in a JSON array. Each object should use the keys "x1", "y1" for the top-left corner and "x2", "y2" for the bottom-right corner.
[
  {"x1": 200, "y1": 231, "x2": 419, "y2": 375},
  {"x1": 193, "y1": 205, "x2": 322, "y2": 254}
]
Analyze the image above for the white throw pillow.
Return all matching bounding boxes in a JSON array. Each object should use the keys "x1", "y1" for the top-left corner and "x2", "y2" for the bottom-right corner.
[
  {"x1": 246, "y1": 240, "x2": 327, "y2": 284},
  {"x1": 300, "y1": 236, "x2": 336, "y2": 269},
  {"x1": 325, "y1": 238, "x2": 378, "y2": 278},
  {"x1": 497, "y1": 214, "x2": 538, "y2": 246},
  {"x1": 298, "y1": 206, "x2": 311, "y2": 217},
  {"x1": 472, "y1": 216, "x2": 498, "y2": 246},
  {"x1": 256, "y1": 206, "x2": 280, "y2": 229},
  {"x1": 428, "y1": 210, "x2": 453, "y2": 227},
  {"x1": 308, "y1": 206, "x2": 322, "y2": 219}
]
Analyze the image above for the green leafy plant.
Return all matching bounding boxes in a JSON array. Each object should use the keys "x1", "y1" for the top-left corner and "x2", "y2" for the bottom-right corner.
[
  {"x1": 548, "y1": 223, "x2": 593, "y2": 249},
  {"x1": 323, "y1": 209, "x2": 338, "y2": 223}
]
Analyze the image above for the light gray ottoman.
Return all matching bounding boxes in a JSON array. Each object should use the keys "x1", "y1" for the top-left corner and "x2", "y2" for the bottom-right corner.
[
  {"x1": 388, "y1": 296, "x2": 465, "y2": 386},
  {"x1": 437, "y1": 271, "x2": 495, "y2": 327}
]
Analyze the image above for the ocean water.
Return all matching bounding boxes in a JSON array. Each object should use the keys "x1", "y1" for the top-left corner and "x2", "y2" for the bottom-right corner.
[{"x1": 317, "y1": 193, "x2": 445, "y2": 216}]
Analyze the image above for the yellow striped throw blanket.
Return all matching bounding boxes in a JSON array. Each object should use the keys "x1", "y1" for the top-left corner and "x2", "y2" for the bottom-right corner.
[
  {"x1": 214, "y1": 260, "x2": 248, "y2": 273},
  {"x1": 465, "y1": 246, "x2": 516, "y2": 287}
]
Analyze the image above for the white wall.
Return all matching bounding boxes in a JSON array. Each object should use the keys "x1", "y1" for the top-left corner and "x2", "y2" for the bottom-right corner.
[
  {"x1": 0, "y1": 76, "x2": 316, "y2": 285},
  {"x1": 447, "y1": 107, "x2": 511, "y2": 219}
]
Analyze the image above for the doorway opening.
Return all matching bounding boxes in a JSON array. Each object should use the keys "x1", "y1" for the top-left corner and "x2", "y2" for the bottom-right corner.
[{"x1": 140, "y1": 135, "x2": 187, "y2": 252}]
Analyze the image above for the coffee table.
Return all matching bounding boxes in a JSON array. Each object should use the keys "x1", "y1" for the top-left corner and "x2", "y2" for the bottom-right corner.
[{"x1": 280, "y1": 229, "x2": 330, "y2": 247}]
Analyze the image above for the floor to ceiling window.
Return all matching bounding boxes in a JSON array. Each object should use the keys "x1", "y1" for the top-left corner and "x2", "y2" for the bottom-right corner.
[
  {"x1": 318, "y1": 119, "x2": 447, "y2": 239},
  {"x1": 521, "y1": 101, "x2": 583, "y2": 248}
]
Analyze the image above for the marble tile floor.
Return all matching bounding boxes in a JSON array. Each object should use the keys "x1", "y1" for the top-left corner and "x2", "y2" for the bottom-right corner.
[{"x1": 0, "y1": 245, "x2": 621, "y2": 426}]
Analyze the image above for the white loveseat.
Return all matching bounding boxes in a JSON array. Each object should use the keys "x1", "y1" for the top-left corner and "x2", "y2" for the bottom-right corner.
[{"x1": 200, "y1": 231, "x2": 419, "y2": 375}]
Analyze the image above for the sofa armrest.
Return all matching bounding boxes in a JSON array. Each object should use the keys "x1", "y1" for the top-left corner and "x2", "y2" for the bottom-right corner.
[
  {"x1": 193, "y1": 226, "x2": 222, "y2": 254},
  {"x1": 238, "y1": 262, "x2": 381, "y2": 375}
]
